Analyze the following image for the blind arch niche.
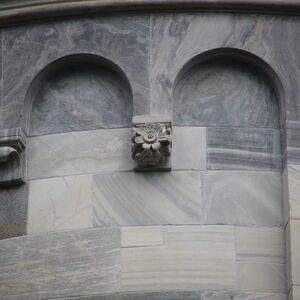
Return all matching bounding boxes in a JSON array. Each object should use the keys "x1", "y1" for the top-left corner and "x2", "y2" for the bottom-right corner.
[
  {"x1": 173, "y1": 48, "x2": 284, "y2": 129},
  {"x1": 25, "y1": 54, "x2": 133, "y2": 136}
]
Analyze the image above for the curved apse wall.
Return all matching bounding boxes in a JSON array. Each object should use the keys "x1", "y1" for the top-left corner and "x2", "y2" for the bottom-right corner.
[
  {"x1": 25, "y1": 54, "x2": 133, "y2": 136},
  {"x1": 173, "y1": 49, "x2": 283, "y2": 129}
]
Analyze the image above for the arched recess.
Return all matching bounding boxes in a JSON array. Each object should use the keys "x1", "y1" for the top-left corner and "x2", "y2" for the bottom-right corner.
[
  {"x1": 173, "y1": 48, "x2": 285, "y2": 128},
  {"x1": 24, "y1": 54, "x2": 133, "y2": 136}
]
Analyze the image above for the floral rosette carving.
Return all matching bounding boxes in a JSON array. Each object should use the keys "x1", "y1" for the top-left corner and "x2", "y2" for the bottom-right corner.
[{"x1": 132, "y1": 122, "x2": 171, "y2": 168}]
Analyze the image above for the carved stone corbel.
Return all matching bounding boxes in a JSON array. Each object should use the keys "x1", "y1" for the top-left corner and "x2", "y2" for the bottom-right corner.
[
  {"x1": 132, "y1": 116, "x2": 172, "y2": 171},
  {"x1": 0, "y1": 128, "x2": 26, "y2": 187}
]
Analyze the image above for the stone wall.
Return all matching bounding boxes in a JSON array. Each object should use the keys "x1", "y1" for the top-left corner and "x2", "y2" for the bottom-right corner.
[{"x1": 0, "y1": 11, "x2": 299, "y2": 300}]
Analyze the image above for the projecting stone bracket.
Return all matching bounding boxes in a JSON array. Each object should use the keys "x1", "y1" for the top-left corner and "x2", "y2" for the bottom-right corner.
[
  {"x1": 132, "y1": 115, "x2": 172, "y2": 171},
  {"x1": 0, "y1": 128, "x2": 26, "y2": 187}
]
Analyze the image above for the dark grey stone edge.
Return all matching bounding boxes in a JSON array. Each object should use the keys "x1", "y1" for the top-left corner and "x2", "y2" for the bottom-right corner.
[{"x1": 1, "y1": 0, "x2": 300, "y2": 27}]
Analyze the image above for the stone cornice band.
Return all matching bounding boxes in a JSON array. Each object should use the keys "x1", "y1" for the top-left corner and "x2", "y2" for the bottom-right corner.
[{"x1": 1, "y1": 0, "x2": 300, "y2": 26}]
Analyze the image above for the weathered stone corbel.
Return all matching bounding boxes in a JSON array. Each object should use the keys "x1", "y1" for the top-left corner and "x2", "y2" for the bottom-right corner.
[
  {"x1": 132, "y1": 115, "x2": 172, "y2": 171},
  {"x1": 0, "y1": 128, "x2": 26, "y2": 187}
]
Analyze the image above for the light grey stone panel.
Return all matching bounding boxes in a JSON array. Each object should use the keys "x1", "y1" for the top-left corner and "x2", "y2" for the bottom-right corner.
[
  {"x1": 27, "y1": 174, "x2": 93, "y2": 235},
  {"x1": 121, "y1": 226, "x2": 164, "y2": 247},
  {"x1": 47, "y1": 291, "x2": 203, "y2": 300},
  {"x1": 27, "y1": 128, "x2": 133, "y2": 180},
  {"x1": 121, "y1": 225, "x2": 235, "y2": 292},
  {"x1": 92, "y1": 171, "x2": 202, "y2": 226},
  {"x1": 282, "y1": 166, "x2": 290, "y2": 225},
  {"x1": 0, "y1": 184, "x2": 27, "y2": 240},
  {"x1": 201, "y1": 291, "x2": 288, "y2": 300},
  {"x1": 1, "y1": 15, "x2": 150, "y2": 130},
  {"x1": 203, "y1": 171, "x2": 283, "y2": 226},
  {"x1": 0, "y1": 227, "x2": 120, "y2": 300},
  {"x1": 286, "y1": 220, "x2": 300, "y2": 287},
  {"x1": 207, "y1": 128, "x2": 282, "y2": 171},
  {"x1": 47, "y1": 291, "x2": 288, "y2": 300},
  {"x1": 287, "y1": 165, "x2": 300, "y2": 219},
  {"x1": 236, "y1": 227, "x2": 285, "y2": 264},
  {"x1": 237, "y1": 261, "x2": 287, "y2": 293},
  {"x1": 172, "y1": 127, "x2": 206, "y2": 170},
  {"x1": 289, "y1": 286, "x2": 300, "y2": 300},
  {"x1": 286, "y1": 121, "x2": 300, "y2": 164}
]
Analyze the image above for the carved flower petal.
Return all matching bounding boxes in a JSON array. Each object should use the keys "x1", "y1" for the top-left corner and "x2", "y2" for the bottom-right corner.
[
  {"x1": 143, "y1": 143, "x2": 151, "y2": 150},
  {"x1": 135, "y1": 127, "x2": 145, "y2": 136},
  {"x1": 157, "y1": 135, "x2": 171, "y2": 143},
  {"x1": 134, "y1": 136, "x2": 144, "y2": 144},
  {"x1": 151, "y1": 141, "x2": 161, "y2": 150},
  {"x1": 154, "y1": 123, "x2": 164, "y2": 132}
]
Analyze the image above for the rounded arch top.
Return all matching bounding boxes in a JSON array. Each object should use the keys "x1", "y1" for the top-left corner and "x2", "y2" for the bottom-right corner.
[
  {"x1": 24, "y1": 53, "x2": 133, "y2": 136},
  {"x1": 173, "y1": 47, "x2": 285, "y2": 129}
]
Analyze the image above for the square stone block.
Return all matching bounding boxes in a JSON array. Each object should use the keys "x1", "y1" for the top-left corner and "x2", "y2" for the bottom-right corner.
[
  {"x1": 237, "y1": 261, "x2": 287, "y2": 293},
  {"x1": 236, "y1": 226, "x2": 285, "y2": 264},
  {"x1": 92, "y1": 171, "x2": 203, "y2": 226},
  {"x1": 121, "y1": 225, "x2": 235, "y2": 292},
  {"x1": 203, "y1": 171, "x2": 283, "y2": 226},
  {"x1": 27, "y1": 174, "x2": 93, "y2": 234}
]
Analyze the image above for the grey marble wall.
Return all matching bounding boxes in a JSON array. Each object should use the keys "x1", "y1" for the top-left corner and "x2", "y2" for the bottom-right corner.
[
  {"x1": 0, "y1": 15, "x2": 150, "y2": 132},
  {"x1": 1, "y1": 10, "x2": 300, "y2": 300}
]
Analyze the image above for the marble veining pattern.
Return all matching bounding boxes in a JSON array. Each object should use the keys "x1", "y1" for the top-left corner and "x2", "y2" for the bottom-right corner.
[
  {"x1": 29, "y1": 62, "x2": 133, "y2": 136},
  {"x1": 150, "y1": 13, "x2": 300, "y2": 123},
  {"x1": 0, "y1": 227, "x2": 121, "y2": 300},
  {"x1": 121, "y1": 225, "x2": 236, "y2": 291},
  {"x1": 1, "y1": 15, "x2": 150, "y2": 130},
  {"x1": 207, "y1": 127, "x2": 282, "y2": 171},
  {"x1": 27, "y1": 128, "x2": 133, "y2": 180},
  {"x1": 202, "y1": 171, "x2": 283, "y2": 226},
  {"x1": 173, "y1": 58, "x2": 279, "y2": 128},
  {"x1": 92, "y1": 171, "x2": 203, "y2": 226}
]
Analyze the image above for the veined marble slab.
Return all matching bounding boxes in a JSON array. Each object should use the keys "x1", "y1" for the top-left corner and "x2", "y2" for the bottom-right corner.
[
  {"x1": 286, "y1": 165, "x2": 300, "y2": 219},
  {"x1": 92, "y1": 171, "x2": 203, "y2": 226},
  {"x1": 121, "y1": 225, "x2": 236, "y2": 292},
  {"x1": 237, "y1": 261, "x2": 287, "y2": 293},
  {"x1": 202, "y1": 171, "x2": 283, "y2": 226},
  {"x1": 27, "y1": 174, "x2": 93, "y2": 234},
  {"x1": 47, "y1": 291, "x2": 288, "y2": 300},
  {"x1": 121, "y1": 226, "x2": 164, "y2": 247},
  {"x1": 286, "y1": 220, "x2": 300, "y2": 287},
  {"x1": 172, "y1": 127, "x2": 206, "y2": 170},
  {"x1": 207, "y1": 127, "x2": 282, "y2": 171},
  {"x1": 202, "y1": 292, "x2": 287, "y2": 300},
  {"x1": 1, "y1": 15, "x2": 150, "y2": 130},
  {"x1": 286, "y1": 121, "x2": 300, "y2": 164},
  {"x1": 236, "y1": 227, "x2": 285, "y2": 264},
  {"x1": 27, "y1": 128, "x2": 133, "y2": 180},
  {"x1": 0, "y1": 227, "x2": 120, "y2": 300}
]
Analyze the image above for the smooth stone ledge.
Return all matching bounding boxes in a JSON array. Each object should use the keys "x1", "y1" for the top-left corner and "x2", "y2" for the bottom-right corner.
[
  {"x1": 2, "y1": 0, "x2": 300, "y2": 27},
  {"x1": 47, "y1": 291, "x2": 288, "y2": 300}
]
